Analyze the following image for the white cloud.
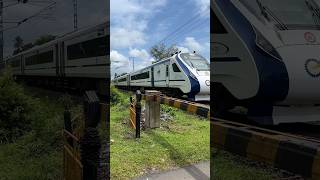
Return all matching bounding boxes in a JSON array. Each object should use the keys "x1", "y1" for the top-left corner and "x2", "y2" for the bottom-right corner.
[
  {"x1": 110, "y1": 50, "x2": 131, "y2": 77},
  {"x1": 176, "y1": 46, "x2": 190, "y2": 53},
  {"x1": 111, "y1": 50, "x2": 129, "y2": 66},
  {"x1": 193, "y1": 0, "x2": 210, "y2": 17},
  {"x1": 111, "y1": 28, "x2": 146, "y2": 49},
  {"x1": 176, "y1": 37, "x2": 210, "y2": 61},
  {"x1": 111, "y1": 0, "x2": 144, "y2": 16},
  {"x1": 129, "y1": 48, "x2": 154, "y2": 70},
  {"x1": 110, "y1": 0, "x2": 167, "y2": 49},
  {"x1": 182, "y1": 37, "x2": 203, "y2": 53},
  {"x1": 110, "y1": 49, "x2": 155, "y2": 76},
  {"x1": 129, "y1": 48, "x2": 150, "y2": 61},
  {"x1": 111, "y1": 0, "x2": 166, "y2": 17}
]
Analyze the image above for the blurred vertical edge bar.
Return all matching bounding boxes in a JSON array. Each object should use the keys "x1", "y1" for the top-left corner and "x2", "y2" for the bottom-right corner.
[
  {"x1": 0, "y1": 0, "x2": 110, "y2": 179},
  {"x1": 105, "y1": 0, "x2": 111, "y2": 179},
  {"x1": 210, "y1": 0, "x2": 214, "y2": 179}
]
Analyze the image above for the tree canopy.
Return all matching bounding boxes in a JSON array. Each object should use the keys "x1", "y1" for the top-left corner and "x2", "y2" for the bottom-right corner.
[
  {"x1": 150, "y1": 43, "x2": 179, "y2": 62},
  {"x1": 12, "y1": 35, "x2": 56, "y2": 55}
]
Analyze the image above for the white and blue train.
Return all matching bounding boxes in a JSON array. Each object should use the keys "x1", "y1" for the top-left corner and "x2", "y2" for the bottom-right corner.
[
  {"x1": 212, "y1": 0, "x2": 320, "y2": 124},
  {"x1": 0, "y1": 22, "x2": 109, "y2": 95},
  {"x1": 113, "y1": 52, "x2": 210, "y2": 101}
]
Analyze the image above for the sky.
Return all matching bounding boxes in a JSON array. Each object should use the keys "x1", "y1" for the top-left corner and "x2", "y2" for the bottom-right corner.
[
  {"x1": 3, "y1": 0, "x2": 108, "y2": 58},
  {"x1": 110, "y1": 0, "x2": 210, "y2": 77}
]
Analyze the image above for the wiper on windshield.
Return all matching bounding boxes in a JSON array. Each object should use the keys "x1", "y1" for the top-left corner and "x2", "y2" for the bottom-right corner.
[{"x1": 256, "y1": 0, "x2": 288, "y2": 30}]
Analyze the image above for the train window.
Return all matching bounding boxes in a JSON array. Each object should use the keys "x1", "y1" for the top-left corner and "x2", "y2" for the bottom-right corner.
[
  {"x1": 181, "y1": 53, "x2": 210, "y2": 71},
  {"x1": 211, "y1": 9, "x2": 227, "y2": 34},
  {"x1": 166, "y1": 65, "x2": 169, "y2": 76},
  {"x1": 25, "y1": 55, "x2": 38, "y2": 66},
  {"x1": 25, "y1": 51, "x2": 53, "y2": 66},
  {"x1": 9, "y1": 59, "x2": 20, "y2": 67},
  {"x1": 118, "y1": 78, "x2": 127, "y2": 82},
  {"x1": 67, "y1": 36, "x2": 108, "y2": 60},
  {"x1": 172, "y1": 63, "x2": 181, "y2": 72},
  {"x1": 130, "y1": 71, "x2": 150, "y2": 80},
  {"x1": 38, "y1": 51, "x2": 54, "y2": 64}
]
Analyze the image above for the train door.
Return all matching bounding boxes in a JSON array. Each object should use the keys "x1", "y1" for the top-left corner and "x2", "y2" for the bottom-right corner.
[
  {"x1": 60, "y1": 42, "x2": 65, "y2": 76},
  {"x1": 55, "y1": 44, "x2": 59, "y2": 76},
  {"x1": 166, "y1": 64, "x2": 169, "y2": 87},
  {"x1": 151, "y1": 67, "x2": 154, "y2": 87},
  {"x1": 20, "y1": 55, "x2": 24, "y2": 75}
]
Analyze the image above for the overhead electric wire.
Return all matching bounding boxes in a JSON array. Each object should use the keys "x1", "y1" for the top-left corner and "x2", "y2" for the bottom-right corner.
[
  {"x1": 158, "y1": 13, "x2": 202, "y2": 44},
  {"x1": 3, "y1": 2, "x2": 19, "y2": 8},
  {"x1": 3, "y1": 21, "x2": 20, "y2": 24},
  {"x1": 153, "y1": 7, "x2": 209, "y2": 47},
  {"x1": 1, "y1": 0, "x2": 56, "y2": 35},
  {"x1": 166, "y1": 18, "x2": 208, "y2": 42},
  {"x1": 166, "y1": 18, "x2": 209, "y2": 45},
  {"x1": 2, "y1": 25, "x2": 19, "y2": 32}
]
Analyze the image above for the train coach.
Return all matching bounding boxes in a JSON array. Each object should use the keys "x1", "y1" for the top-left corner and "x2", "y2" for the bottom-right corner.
[
  {"x1": 0, "y1": 22, "x2": 109, "y2": 95},
  {"x1": 212, "y1": 0, "x2": 320, "y2": 125},
  {"x1": 113, "y1": 52, "x2": 210, "y2": 101}
]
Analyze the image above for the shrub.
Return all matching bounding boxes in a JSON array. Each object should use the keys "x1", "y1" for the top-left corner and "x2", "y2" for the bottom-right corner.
[
  {"x1": 0, "y1": 69, "x2": 38, "y2": 143},
  {"x1": 110, "y1": 86, "x2": 128, "y2": 105},
  {"x1": 161, "y1": 104, "x2": 178, "y2": 117}
]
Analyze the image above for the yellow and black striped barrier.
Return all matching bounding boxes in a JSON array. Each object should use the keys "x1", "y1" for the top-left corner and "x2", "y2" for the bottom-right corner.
[
  {"x1": 141, "y1": 94, "x2": 210, "y2": 119},
  {"x1": 212, "y1": 119, "x2": 320, "y2": 179}
]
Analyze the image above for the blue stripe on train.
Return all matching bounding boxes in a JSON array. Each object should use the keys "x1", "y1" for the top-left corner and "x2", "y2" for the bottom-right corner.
[
  {"x1": 216, "y1": 0, "x2": 289, "y2": 124},
  {"x1": 175, "y1": 56, "x2": 200, "y2": 100}
]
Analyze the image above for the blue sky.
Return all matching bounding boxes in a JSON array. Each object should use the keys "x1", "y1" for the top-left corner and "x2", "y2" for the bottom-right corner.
[{"x1": 110, "y1": 0, "x2": 210, "y2": 76}]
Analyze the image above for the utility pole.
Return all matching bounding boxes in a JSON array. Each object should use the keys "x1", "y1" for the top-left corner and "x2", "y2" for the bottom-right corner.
[
  {"x1": 0, "y1": 0, "x2": 3, "y2": 62},
  {"x1": 73, "y1": 0, "x2": 77, "y2": 30},
  {"x1": 129, "y1": 57, "x2": 135, "y2": 72}
]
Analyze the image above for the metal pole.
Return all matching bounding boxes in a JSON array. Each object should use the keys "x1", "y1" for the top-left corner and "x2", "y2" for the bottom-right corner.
[
  {"x1": 129, "y1": 57, "x2": 135, "y2": 72},
  {"x1": 0, "y1": 0, "x2": 3, "y2": 62},
  {"x1": 73, "y1": 0, "x2": 77, "y2": 30},
  {"x1": 135, "y1": 90, "x2": 141, "y2": 138}
]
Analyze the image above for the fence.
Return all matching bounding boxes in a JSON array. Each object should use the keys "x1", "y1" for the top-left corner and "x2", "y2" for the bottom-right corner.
[
  {"x1": 129, "y1": 90, "x2": 142, "y2": 138},
  {"x1": 63, "y1": 91, "x2": 108, "y2": 180},
  {"x1": 63, "y1": 129, "x2": 83, "y2": 180}
]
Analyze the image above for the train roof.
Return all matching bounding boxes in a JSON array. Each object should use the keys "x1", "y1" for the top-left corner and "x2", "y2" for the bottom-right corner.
[
  {"x1": 5, "y1": 21, "x2": 109, "y2": 61},
  {"x1": 130, "y1": 55, "x2": 174, "y2": 74},
  {"x1": 129, "y1": 52, "x2": 208, "y2": 75},
  {"x1": 114, "y1": 73, "x2": 129, "y2": 79}
]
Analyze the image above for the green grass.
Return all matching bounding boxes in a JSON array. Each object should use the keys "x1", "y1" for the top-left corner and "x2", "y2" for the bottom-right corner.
[
  {"x1": 110, "y1": 92, "x2": 210, "y2": 179},
  {"x1": 212, "y1": 149, "x2": 281, "y2": 180},
  {"x1": 0, "y1": 85, "x2": 79, "y2": 180},
  {"x1": 109, "y1": 88, "x2": 282, "y2": 180}
]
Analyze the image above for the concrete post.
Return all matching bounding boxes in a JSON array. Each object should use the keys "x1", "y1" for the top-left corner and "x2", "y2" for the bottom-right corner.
[{"x1": 145, "y1": 90, "x2": 160, "y2": 129}]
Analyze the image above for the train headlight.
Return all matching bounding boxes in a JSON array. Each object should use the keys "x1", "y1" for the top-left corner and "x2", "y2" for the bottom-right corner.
[{"x1": 255, "y1": 29, "x2": 282, "y2": 61}]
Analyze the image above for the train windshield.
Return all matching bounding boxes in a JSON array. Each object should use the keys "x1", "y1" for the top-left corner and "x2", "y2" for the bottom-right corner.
[
  {"x1": 180, "y1": 53, "x2": 210, "y2": 71},
  {"x1": 240, "y1": 0, "x2": 320, "y2": 30}
]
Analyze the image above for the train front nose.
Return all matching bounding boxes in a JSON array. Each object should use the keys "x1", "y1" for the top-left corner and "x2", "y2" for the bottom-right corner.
[
  {"x1": 195, "y1": 74, "x2": 210, "y2": 101},
  {"x1": 277, "y1": 45, "x2": 320, "y2": 105}
]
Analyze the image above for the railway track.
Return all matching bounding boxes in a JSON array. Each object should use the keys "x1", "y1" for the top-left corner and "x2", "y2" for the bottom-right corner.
[
  {"x1": 128, "y1": 89, "x2": 320, "y2": 141},
  {"x1": 117, "y1": 88, "x2": 320, "y2": 148}
]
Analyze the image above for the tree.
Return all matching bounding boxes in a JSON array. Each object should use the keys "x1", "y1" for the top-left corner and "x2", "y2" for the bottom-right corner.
[
  {"x1": 34, "y1": 35, "x2": 56, "y2": 46},
  {"x1": 21, "y1": 43, "x2": 34, "y2": 51},
  {"x1": 150, "y1": 43, "x2": 179, "y2": 61},
  {"x1": 13, "y1": 36, "x2": 24, "y2": 55}
]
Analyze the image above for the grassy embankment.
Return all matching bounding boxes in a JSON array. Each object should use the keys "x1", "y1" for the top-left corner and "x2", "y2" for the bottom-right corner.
[
  {"x1": 0, "y1": 69, "x2": 79, "y2": 180},
  {"x1": 110, "y1": 87, "x2": 281, "y2": 180}
]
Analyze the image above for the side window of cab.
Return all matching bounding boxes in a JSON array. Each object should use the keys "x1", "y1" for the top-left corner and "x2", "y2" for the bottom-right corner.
[{"x1": 172, "y1": 63, "x2": 181, "y2": 72}]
